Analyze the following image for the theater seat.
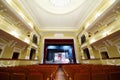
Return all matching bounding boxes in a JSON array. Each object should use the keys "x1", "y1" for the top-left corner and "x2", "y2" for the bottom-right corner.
[
  {"x1": 27, "y1": 72, "x2": 43, "y2": 80},
  {"x1": 109, "y1": 66, "x2": 120, "y2": 80},
  {"x1": 11, "y1": 73, "x2": 26, "y2": 80},
  {"x1": 92, "y1": 73, "x2": 108, "y2": 80},
  {"x1": 74, "y1": 72, "x2": 90, "y2": 80},
  {"x1": 109, "y1": 72, "x2": 120, "y2": 80},
  {"x1": 0, "y1": 72, "x2": 10, "y2": 80},
  {"x1": 91, "y1": 65, "x2": 108, "y2": 80}
]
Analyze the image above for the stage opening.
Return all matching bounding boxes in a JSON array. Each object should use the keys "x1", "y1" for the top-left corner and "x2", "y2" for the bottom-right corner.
[{"x1": 45, "y1": 45, "x2": 74, "y2": 64}]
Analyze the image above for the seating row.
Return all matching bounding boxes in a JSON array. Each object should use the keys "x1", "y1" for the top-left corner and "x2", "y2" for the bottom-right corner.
[
  {"x1": 62, "y1": 64, "x2": 120, "y2": 80},
  {"x1": 0, "y1": 64, "x2": 59, "y2": 80}
]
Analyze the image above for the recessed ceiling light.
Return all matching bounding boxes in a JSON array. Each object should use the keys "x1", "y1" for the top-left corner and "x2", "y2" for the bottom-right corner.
[{"x1": 49, "y1": 0, "x2": 71, "y2": 7}]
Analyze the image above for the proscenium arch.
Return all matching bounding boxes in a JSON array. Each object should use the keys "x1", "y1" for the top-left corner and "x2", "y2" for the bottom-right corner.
[{"x1": 43, "y1": 39, "x2": 76, "y2": 64}]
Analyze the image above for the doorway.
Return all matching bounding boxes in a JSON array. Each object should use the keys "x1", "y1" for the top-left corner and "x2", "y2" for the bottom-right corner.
[
  {"x1": 83, "y1": 48, "x2": 90, "y2": 59},
  {"x1": 100, "y1": 51, "x2": 109, "y2": 59},
  {"x1": 12, "y1": 52, "x2": 19, "y2": 59},
  {"x1": 29, "y1": 48, "x2": 36, "y2": 60}
]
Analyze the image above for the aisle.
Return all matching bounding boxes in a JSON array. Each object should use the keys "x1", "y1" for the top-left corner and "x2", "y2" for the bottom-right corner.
[{"x1": 54, "y1": 67, "x2": 66, "y2": 80}]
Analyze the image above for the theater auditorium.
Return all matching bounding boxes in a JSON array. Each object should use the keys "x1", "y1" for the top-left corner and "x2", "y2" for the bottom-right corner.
[{"x1": 0, "y1": 0, "x2": 120, "y2": 80}]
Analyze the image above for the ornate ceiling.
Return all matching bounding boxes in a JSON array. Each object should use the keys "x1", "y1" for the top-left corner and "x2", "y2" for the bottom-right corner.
[{"x1": 1, "y1": 0, "x2": 118, "y2": 32}]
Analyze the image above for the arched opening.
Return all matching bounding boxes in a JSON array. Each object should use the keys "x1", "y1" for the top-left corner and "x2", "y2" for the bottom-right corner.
[
  {"x1": 33, "y1": 34, "x2": 38, "y2": 44},
  {"x1": 29, "y1": 48, "x2": 36, "y2": 60},
  {"x1": 100, "y1": 51, "x2": 109, "y2": 59},
  {"x1": 12, "y1": 52, "x2": 20, "y2": 59},
  {"x1": 83, "y1": 48, "x2": 90, "y2": 59}
]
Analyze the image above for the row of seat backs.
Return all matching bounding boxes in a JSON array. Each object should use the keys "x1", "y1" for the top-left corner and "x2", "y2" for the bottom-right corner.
[
  {"x1": 62, "y1": 64, "x2": 120, "y2": 80},
  {"x1": 0, "y1": 64, "x2": 59, "y2": 80}
]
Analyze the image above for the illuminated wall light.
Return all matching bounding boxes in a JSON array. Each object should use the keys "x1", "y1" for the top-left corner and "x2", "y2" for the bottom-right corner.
[
  {"x1": 109, "y1": 0, "x2": 116, "y2": 5},
  {"x1": 25, "y1": 56, "x2": 29, "y2": 59},
  {"x1": 6, "y1": 0, "x2": 12, "y2": 4},
  {"x1": 91, "y1": 55, "x2": 95, "y2": 59},
  {"x1": 95, "y1": 12, "x2": 102, "y2": 19},
  {"x1": 82, "y1": 56, "x2": 85, "y2": 59},
  {"x1": 24, "y1": 38, "x2": 30, "y2": 44},
  {"x1": 19, "y1": 12, "x2": 25, "y2": 19},
  {"x1": 90, "y1": 38, "x2": 96, "y2": 44},
  {"x1": 85, "y1": 23, "x2": 90, "y2": 29},
  {"x1": 28, "y1": 22, "x2": 34, "y2": 28},
  {"x1": 102, "y1": 31, "x2": 109, "y2": 37},
  {"x1": 35, "y1": 56, "x2": 38, "y2": 60},
  {"x1": 10, "y1": 31, "x2": 19, "y2": 38}
]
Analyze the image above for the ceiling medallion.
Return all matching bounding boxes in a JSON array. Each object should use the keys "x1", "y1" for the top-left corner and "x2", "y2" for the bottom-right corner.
[
  {"x1": 35, "y1": 0, "x2": 85, "y2": 14},
  {"x1": 49, "y1": 0, "x2": 71, "y2": 7}
]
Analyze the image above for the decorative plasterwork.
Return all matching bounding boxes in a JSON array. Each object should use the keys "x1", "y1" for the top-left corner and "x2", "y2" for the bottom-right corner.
[
  {"x1": 36, "y1": 0, "x2": 85, "y2": 14},
  {"x1": 10, "y1": 0, "x2": 102, "y2": 31}
]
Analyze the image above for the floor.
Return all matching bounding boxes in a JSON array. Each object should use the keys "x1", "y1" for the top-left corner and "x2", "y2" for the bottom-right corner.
[{"x1": 54, "y1": 67, "x2": 66, "y2": 80}]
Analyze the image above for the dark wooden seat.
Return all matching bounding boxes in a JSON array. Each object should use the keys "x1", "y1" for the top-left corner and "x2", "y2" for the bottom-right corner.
[
  {"x1": 91, "y1": 65, "x2": 108, "y2": 80},
  {"x1": 27, "y1": 72, "x2": 43, "y2": 80},
  {"x1": 109, "y1": 66, "x2": 120, "y2": 80},
  {"x1": 0, "y1": 72, "x2": 10, "y2": 80},
  {"x1": 11, "y1": 73, "x2": 26, "y2": 80}
]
